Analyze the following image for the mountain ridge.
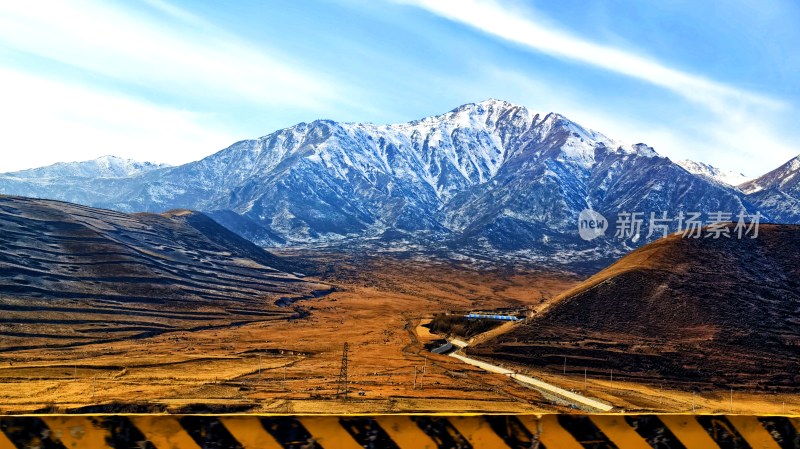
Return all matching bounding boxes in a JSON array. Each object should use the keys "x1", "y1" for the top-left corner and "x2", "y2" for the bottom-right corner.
[
  {"x1": 0, "y1": 100, "x2": 779, "y2": 264},
  {"x1": 739, "y1": 155, "x2": 800, "y2": 223},
  {"x1": 4, "y1": 155, "x2": 170, "y2": 179},
  {"x1": 676, "y1": 159, "x2": 749, "y2": 187}
]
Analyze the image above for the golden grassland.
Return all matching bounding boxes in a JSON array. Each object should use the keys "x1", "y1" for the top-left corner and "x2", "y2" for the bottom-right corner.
[
  {"x1": 0, "y1": 260, "x2": 579, "y2": 413},
  {"x1": 0, "y1": 257, "x2": 795, "y2": 414}
]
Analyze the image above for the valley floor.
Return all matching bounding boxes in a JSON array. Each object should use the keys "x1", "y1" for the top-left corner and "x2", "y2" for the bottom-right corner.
[
  {"x1": 0, "y1": 257, "x2": 578, "y2": 413},
  {"x1": 0, "y1": 255, "x2": 796, "y2": 414}
]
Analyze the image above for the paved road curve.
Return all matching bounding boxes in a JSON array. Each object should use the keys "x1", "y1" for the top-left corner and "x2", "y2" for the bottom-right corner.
[{"x1": 447, "y1": 341, "x2": 614, "y2": 412}]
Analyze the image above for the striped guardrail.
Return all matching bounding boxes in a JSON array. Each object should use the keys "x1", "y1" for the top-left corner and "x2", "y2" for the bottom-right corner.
[{"x1": 0, "y1": 414, "x2": 798, "y2": 448}]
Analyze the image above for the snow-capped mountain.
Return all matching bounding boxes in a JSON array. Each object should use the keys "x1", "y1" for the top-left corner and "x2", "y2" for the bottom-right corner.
[
  {"x1": 0, "y1": 156, "x2": 171, "y2": 208},
  {"x1": 739, "y1": 155, "x2": 800, "y2": 222},
  {"x1": 0, "y1": 100, "x2": 764, "y2": 261},
  {"x1": 740, "y1": 155, "x2": 800, "y2": 194},
  {"x1": 676, "y1": 159, "x2": 749, "y2": 187},
  {"x1": 5, "y1": 155, "x2": 170, "y2": 179}
]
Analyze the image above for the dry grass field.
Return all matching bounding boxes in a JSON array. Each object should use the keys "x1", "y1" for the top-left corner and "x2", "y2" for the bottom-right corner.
[
  {"x1": 0, "y1": 250, "x2": 800, "y2": 414},
  {"x1": 0, "y1": 253, "x2": 796, "y2": 414},
  {"x1": 0, "y1": 256, "x2": 583, "y2": 414}
]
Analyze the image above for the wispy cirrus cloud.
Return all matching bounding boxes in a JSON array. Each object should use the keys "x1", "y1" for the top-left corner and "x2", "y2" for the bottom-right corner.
[
  {"x1": 397, "y1": 0, "x2": 783, "y2": 113},
  {"x1": 0, "y1": 1, "x2": 341, "y2": 109},
  {"x1": 0, "y1": 0, "x2": 367, "y2": 171},
  {"x1": 0, "y1": 67, "x2": 237, "y2": 171},
  {"x1": 399, "y1": 0, "x2": 798, "y2": 175}
]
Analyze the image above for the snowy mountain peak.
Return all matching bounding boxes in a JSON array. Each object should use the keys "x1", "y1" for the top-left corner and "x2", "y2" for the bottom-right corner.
[
  {"x1": 677, "y1": 159, "x2": 750, "y2": 187},
  {"x1": 739, "y1": 154, "x2": 800, "y2": 194},
  {"x1": 93, "y1": 155, "x2": 171, "y2": 176},
  {"x1": 404, "y1": 99, "x2": 534, "y2": 130},
  {"x1": 459, "y1": 98, "x2": 527, "y2": 112},
  {"x1": 627, "y1": 143, "x2": 658, "y2": 157},
  {"x1": 3, "y1": 155, "x2": 170, "y2": 179}
]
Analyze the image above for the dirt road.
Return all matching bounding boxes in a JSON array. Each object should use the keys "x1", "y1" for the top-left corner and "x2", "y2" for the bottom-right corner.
[{"x1": 447, "y1": 339, "x2": 613, "y2": 411}]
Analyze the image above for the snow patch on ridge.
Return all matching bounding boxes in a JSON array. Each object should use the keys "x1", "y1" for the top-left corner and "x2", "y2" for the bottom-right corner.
[{"x1": 677, "y1": 159, "x2": 750, "y2": 187}]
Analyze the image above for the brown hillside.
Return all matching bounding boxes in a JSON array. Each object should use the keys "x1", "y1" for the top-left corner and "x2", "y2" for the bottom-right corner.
[
  {"x1": 0, "y1": 195, "x2": 329, "y2": 353},
  {"x1": 471, "y1": 224, "x2": 800, "y2": 390}
]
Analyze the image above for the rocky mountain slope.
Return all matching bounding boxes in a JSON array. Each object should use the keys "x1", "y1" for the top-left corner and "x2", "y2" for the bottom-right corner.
[
  {"x1": 0, "y1": 195, "x2": 329, "y2": 352},
  {"x1": 676, "y1": 159, "x2": 749, "y2": 186},
  {"x1": 470, "y1": 224, "x2": 800, "y2": 389},
  {"x1": 0, "y1": 100, "x2": 766, "y2": 263},
  {"x1": 739, "y1": 155, "x2": 800, "y2": 223}
]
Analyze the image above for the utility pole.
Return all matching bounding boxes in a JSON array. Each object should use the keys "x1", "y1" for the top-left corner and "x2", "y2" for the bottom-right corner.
[
  {"x1": 336, "y1": 342, "x2": 349, "y2": 399},
  {"x1": 584, "y1": 368, "x2": 587, "y2": 391},
  {"x1": 421, "y1": 356, "x2": 427, "y2": 390},
  {"x1": 563, "y1": 357, "x2": 566, "y2": 375},
  {"x1": 730, "y1": 388, "x2": 733, "y2": 413},
  {"x1": 413, "y1": 366, "x2": 417, "y2": 389}
]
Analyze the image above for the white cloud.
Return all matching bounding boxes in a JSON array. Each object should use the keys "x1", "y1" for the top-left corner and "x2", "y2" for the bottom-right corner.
[
  {"x1": 399, "y1": 0, "x2": 783, "y2": 112},
  {"x1": 0, "y1": 68, "x2": 235, "y2": 171},
  {"x1": 0, "y1": 0, "x2": 369, "y2": 171},
  {"x1": 402, "y1": 0, "x2": 798, "y2": 175},
  {"x1": 0, "y1": 1, "x2": 341, "y2": 110},
  {"x1": 488, "y1": 66, "x2": 800, "y2": 177}
]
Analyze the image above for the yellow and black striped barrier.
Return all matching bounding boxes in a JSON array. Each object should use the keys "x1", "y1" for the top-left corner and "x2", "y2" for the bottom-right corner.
[{"x1": 0, "y1": 414, "x2": 798, "y2": 448}]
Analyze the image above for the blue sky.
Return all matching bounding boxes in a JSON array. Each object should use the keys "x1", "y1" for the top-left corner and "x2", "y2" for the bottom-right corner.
[{"x1": 0, "y1": 0, "x2": 798, "y2": 177}]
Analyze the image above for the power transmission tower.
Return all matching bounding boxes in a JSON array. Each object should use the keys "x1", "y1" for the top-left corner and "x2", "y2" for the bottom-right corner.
[{"x1": 336, "y1": 342, "x2": 349, "y2": 399}]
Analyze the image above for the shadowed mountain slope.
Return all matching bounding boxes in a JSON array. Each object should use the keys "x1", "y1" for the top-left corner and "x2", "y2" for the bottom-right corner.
[
  {"x1": 0, "y1": 195, "x2": 329, "y2": 352},
  {"x1": 740, "y1": 155, "x2": 800, "y2": 223},
  {"x1": 471, "y1": 224, "x2": 800, "y2": 390}
]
